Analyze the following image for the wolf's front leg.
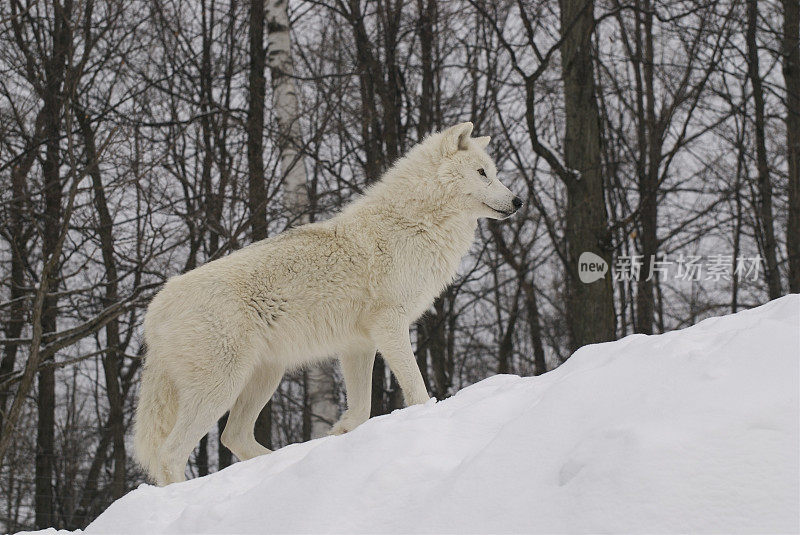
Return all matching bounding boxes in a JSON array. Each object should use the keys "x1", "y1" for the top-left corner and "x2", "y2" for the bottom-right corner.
[
  {"x1": 369, "y1": 310, "x2": 431, "y2": 407},
  {"x1": 331, "y1": 341, "x2": 376, "y2": 435}
]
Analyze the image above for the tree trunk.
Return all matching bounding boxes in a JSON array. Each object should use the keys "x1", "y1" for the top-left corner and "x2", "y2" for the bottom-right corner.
[
  {"x1": 247, "y1": 0, "x2": 269, "y2": 244},
  {"x1": 497, "y1": 294, "x2": 519, "y2": 375},
  {"x1": 35, "y1": 89, "x2": 58, "y2": 535},
  {"x1": 747, "y1": 0, "x2": 782, "y2": 300},
  {"x1": 414, "y1": 323, "x2": 430, "y2": 392},
  {"x1": 429, "y1": 299, "x2": 450, "y2": 400},
  {"x1": 732, "y1": 96, "x2": 748, "y2": 313},
  {"x1": 196, "y1": 436, "x2": 209, "y2": 477},
  {"x1": 782, "y1": 0, "x2": 800, "y2": 293},
  {"x1": 558, "y1": 0, "x2": 616, "y2": 350},
  {"x1": 370, "y1": 359, "x2": 387, "y2": 417},
  {"x1": 36, "y1": 0, "x2": 74, "y2": 522},
  {"x1": 635, "y1": 0, "x2": 659, "y2": 334},
  {"x1": 78, "y1": 110, "x2": 126, "y2": 500},
  {"x1": 217, "y1": 416, "x2": 232, "y2": 470},
  {"x1": 523, "y1": 281, "x2": 547, "y2": 376},
  {"x1": 417, "y1": 0, "x2": 436, "y2": 136}
]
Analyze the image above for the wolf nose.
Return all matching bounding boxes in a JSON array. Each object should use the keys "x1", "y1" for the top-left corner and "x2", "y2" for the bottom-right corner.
[{"x1": 512, "y1": 196, "x2": 523, "y2": 210}]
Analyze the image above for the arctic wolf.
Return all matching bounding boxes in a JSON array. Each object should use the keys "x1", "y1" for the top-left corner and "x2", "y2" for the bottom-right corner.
[{"x1": 133, "y1": 122, "x2": 521, "y2": 485}]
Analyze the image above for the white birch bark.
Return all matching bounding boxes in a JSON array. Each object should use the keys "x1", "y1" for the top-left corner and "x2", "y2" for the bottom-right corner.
[{"x1": 266, "y1": 0, "x2": 339, "y2": 439}]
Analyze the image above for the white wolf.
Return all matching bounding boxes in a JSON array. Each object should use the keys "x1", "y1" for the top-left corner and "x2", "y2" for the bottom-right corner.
[{"x1": 133, "y1": 122, "x2": 521, "y2": 485}]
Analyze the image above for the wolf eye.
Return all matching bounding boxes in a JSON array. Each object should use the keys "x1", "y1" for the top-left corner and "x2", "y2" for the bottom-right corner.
[{"x1": 478, "y1": 168, "x2": 486, "y2": 177}]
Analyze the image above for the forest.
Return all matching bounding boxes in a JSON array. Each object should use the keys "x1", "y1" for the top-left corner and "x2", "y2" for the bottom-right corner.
[{"x1": 0, "y1": 0, "x2": 798, "y2": 530}]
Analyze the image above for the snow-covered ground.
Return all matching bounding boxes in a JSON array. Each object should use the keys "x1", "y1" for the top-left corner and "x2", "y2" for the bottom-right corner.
[{"x1": 30, "y1": 295, "x2": 800, "y2": 534}]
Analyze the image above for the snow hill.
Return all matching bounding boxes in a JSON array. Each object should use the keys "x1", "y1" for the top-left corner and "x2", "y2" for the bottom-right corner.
[{"x1": 32, "y1": 295, "x2": 800, "y2": 534}]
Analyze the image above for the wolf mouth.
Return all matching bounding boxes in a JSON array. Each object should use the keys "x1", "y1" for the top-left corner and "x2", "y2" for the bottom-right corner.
[{"x1": 483, "y1": 203, "x2": 513, "y2": 217}]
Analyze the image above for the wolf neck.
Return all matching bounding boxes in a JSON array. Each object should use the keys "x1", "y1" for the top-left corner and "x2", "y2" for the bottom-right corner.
[
  {"x1": 342, "y1": 160, "x2": 478, "y2": 292},
  {"x1": 358, "y1": 159, "x2": 475, "y2": 236}
]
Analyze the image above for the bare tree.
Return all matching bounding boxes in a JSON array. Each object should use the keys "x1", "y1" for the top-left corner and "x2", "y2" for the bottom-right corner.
[
  {"x1": 557, "y1": 0, "x2": 615, "y2": 348},
  {"x1": 6, "y1": 0, "x2": 79, "y2": 525},
  {"x1": 77, "y1": 110, "x2": 126, "y2": 499},
  {"x1": 746, "y1": 0, "x2": 782, "y2": 300},
  {"x1": 782, "y1": 0, "x2": 800, "y2": 293}
]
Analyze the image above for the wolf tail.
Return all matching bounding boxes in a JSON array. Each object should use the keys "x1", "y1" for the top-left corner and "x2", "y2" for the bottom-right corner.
[{"x1": 133, "y1": 353, "x2": 178, "y2": 483}]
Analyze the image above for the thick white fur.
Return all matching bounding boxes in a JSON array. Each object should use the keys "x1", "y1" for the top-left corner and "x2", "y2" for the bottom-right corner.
[{"x1": 133, "y1": 123, "x2": 518, "y2": 485}]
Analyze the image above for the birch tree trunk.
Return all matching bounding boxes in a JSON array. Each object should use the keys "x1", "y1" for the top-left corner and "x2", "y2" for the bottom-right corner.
[{"x1": 266, "y1": 0, "x2": 338, "y2": 438}]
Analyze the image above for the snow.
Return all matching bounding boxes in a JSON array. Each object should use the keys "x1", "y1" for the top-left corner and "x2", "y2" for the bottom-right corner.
[{"x1": 26, "y1": 295, "x2": 800, "y2": 534}]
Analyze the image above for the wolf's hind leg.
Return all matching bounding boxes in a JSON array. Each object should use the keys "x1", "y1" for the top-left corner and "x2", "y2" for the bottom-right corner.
[
  {"x1": 157, "y1": 385, "x2": 236, "y2": 485},
  {"x1": 330, "y1": 341, "x2": 376, "y2": 435},
  {"x1": 221, "y1": 362, "x2": 283, "y2": 461}
]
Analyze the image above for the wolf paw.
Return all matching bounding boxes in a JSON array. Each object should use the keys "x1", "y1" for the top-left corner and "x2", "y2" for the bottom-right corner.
[
  {"x1": 329, "y1": 420, "x2": 351, "y2": 435},
  {"x1": 329, "y1": 411, "x2": 368, "y2": 435}
]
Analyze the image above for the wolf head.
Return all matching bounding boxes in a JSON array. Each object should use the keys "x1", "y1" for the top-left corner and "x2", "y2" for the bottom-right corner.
[{"x1": 430, "y1": 122, "x2": 522, "y2": 220}]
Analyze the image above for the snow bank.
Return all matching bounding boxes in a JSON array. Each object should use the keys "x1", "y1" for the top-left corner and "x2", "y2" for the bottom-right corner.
[{"x1": 34, "y1": 296, "x2": 800, "y2": 534}]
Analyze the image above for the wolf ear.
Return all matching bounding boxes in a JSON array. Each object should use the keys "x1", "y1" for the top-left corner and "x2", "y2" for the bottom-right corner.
[
  {"x1": 442, "y1": 122, "x2": 474, "y2": 154},
  {"x1": 474, "y1": 136, "x2": 491, "y2": 150}
]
